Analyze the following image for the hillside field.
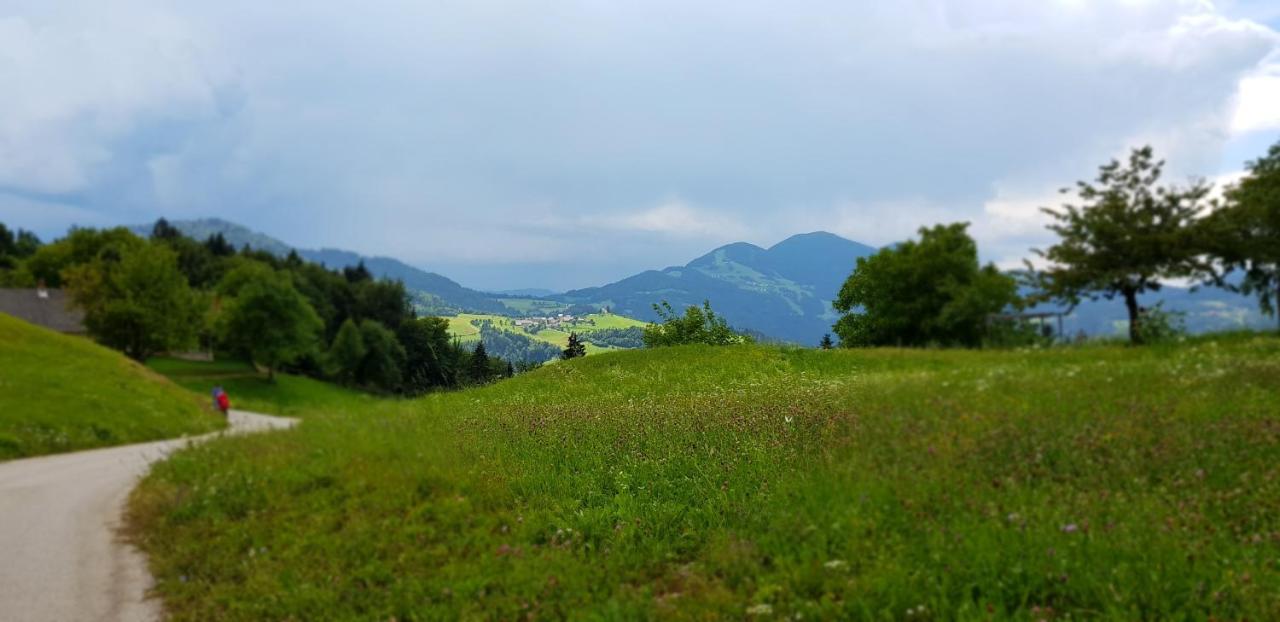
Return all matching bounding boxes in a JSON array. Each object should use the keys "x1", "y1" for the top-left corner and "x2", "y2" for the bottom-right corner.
[
  {"x1": 0, "y1": 314, "x2": 224, "y2": 460},
  {"x1": 130, "y1": 334, "x2": 1280, "y2": 619},
  {"x1": 446, "y1": 312, "x2": 647, "y2": 354}
]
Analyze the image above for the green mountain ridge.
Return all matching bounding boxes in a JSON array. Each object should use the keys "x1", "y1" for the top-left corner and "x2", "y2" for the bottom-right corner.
[{"x1": 553, "y1": 231, "x2": 879, "y2": 343}]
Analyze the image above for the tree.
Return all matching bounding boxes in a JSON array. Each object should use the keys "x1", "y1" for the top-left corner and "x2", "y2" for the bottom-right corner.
[
  {"x1": 204, "y1": 233, "x2": 235, "y2": 258},
  {"x1": 505, "y1": 361, "x2": 515, "y2": 378},
  {"x1": 64, "y1": 242, "x2": 202, "y2": 361},
  {"x1": 23, "y1": 227, "x2": 143, "y2": 288},
  {"x1": 357, "y1": 320, "x2": 406, "y2": 390},
  {"x1": 397, "y1": 317, "x2": 456, "y2": 391},
  {"x1": 642, "y1": 300, "x2": 748, "y2": 347},
  {"x1": 150, "y1": 218, "x2": 181, "y2": 241},
  {"x1": 1206, "y1": 140, "x2": 1280, "y2": 331},
  {"x1": 0, "y1": 224, "x2": 40, "y2": 271},
  {"x1": 218, "y1": 263, "x2": 322, "y2": 380},
  {"x1": 819, "y1": 334, "x2": 834, "y2": 349},
  {"x1": 469, "y1": 341, "x2": 491, "y2": 384},
  {"x1": 562, "y1": 332, "x2": 587, "y2": 359},
  {"x1": 327, "y1": 319, "x2": 366, "y2": 385},
  {"x1": 1029, "y1": 146, "x2": 1210, "y2": 344},
  {"x1": 833, "y1": 223, "x2": 1019, "y2": 347}
]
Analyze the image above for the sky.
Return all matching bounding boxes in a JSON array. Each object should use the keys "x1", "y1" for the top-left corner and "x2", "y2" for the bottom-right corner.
[{"x1": 1, "y1": 1, "x2": 1279, "y2": 292}]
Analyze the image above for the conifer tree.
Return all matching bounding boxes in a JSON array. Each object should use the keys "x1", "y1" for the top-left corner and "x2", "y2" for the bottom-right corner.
[
  {"x1": 562, "y1": 332, "x2": 587, "y2": 359},
  {"x1": 819, "y1": 333, "x2": 834, "y2": 349},
  {"x1": 470, "y1": 341, "x2": 491, "y2": 383}
]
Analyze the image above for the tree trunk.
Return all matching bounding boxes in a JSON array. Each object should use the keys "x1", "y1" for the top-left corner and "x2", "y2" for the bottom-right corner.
[{"x1": 1124, "y1": 289, "x2": 1142, "y2": 345}]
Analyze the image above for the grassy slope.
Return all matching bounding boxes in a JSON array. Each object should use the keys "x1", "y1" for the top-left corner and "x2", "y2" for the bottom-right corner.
[
  {"x1": 131, "y1": 336, "x2": 1280, "y2": 620},
  {"x1": 147, "y1": 357, "x2": 380, "y2": 419},
  {"x1": 0, "y1": 314, "x2": 223, "y2": 460}
]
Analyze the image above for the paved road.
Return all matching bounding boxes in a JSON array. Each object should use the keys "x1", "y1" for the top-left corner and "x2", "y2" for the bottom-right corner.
[{"x1": 0, "y1": 410, "x2": 295, "y2": 622}]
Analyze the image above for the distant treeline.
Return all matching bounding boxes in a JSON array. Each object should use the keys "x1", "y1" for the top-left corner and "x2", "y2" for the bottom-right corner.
[
  {"x1": 582, "y1": 327, "x2": 644, "y2": 349},
  {"x1": 0, "y1": 220, "x2": 515, "y2": 393},
  {"x1": 473, "y1": 320, "x2": 562, "y2": 364}
]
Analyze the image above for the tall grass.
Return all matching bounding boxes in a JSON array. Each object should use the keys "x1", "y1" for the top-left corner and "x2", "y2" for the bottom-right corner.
[{"x1": 131, "y1": 336, "x2": 1280, "y2": 619}]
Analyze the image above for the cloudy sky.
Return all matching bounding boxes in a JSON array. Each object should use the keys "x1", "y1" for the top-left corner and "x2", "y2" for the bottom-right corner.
[{"x1": 2, "y1": 1, "x2": 1278, "y2": 291}]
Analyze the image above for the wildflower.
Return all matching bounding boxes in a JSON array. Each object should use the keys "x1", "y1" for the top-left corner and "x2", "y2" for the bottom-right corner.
[
  {"x1": 746, "y1": 603, "x2": 773, "y2": 616},
  {"x1": 823, "y1": 559, "x2": 847, "y2": 570},
  {"x1": 784, "y1": 415, "x2": 794, "y2": 424},
  {"x1": 1061, "y1": 523, "x2": 1078, "y2": 534}
]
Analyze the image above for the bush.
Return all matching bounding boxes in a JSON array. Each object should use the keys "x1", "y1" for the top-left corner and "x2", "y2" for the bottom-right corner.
[{"x1": 642, "y1": 300, "x2": 751, "y2": 347}]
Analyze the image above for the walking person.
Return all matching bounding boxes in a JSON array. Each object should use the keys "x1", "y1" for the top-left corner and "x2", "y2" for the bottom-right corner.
[{"x1": 212, "y1": 386, "x2": 231, "y2": 417}]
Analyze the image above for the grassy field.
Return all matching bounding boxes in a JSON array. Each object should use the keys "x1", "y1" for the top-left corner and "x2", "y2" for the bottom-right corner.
[
  {"x1": 0, "y1": 314, "x2": 224, "y2": 460},
  {"x1": 446, "y1": 312, "x2": 646, "y2": 354},
  {"x1": 148, "y1": 357, "x2": 380, "y2": 419},
  {"x1": 130, "y1": 335, "x2": 1280, "y2": 619}
]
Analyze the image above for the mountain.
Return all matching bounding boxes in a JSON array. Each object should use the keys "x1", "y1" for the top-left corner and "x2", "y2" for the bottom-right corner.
[
  {"x1": 133, "y1": 219, "x2": 509, "y2": 315},
  {"x1": 554, "y1": 232, "x2": 878, "y2": 344},
  {"x1": 556, "y1": 230, "x2": 1275, "y2": 343}
]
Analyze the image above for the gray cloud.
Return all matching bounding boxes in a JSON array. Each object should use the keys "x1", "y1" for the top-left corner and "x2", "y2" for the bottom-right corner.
[{"x1": 1, "y1": 0, "x2": 1278, "y2": 290}]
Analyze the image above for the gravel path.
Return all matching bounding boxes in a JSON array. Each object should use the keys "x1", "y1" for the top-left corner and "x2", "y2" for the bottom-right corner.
[{"x1": 0, "y1": 410, "x2": 295, "y2": 622}]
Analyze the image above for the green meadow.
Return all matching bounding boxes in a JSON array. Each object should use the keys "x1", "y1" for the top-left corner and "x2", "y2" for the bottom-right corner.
[
  {"x1": 0, "y1": 314, "x2": 223, "y2": 460},
  {"x1": 129, "y1": 335, "x2": 1280, "y2": 619},
  {"x1": 446, "y1": 312, "x2": 647, "y2": 354}
]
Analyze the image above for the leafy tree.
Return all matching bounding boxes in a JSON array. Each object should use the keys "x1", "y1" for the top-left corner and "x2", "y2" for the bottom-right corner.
[
  {"x1": 64, "y1": 242, "x2": 202, "y2": 361},
  {"x1": 398, "y1": 317, "x2": 457, "y2": 391},
  {"x1": 357, "y1": 320, "x2": 406, "y2": 390},
  {"x1": 833, "y1": 223, "x2": 1019, "y2": 347},
  {"x1": 1205, "y1": 140, "x2": 1280, "y2": 331},
  {"x1": 327, "y1": 318, "x2": 366, "y2": 385},
  {"x1": 23, "y1": 227, "x2": 143, "y2": 287},
  {"x1": 469, "y1": 341, "x2": 491, "y2": 384},
  {"x1": 562, "y1": 332, "x2": 587, "y2": 359},
  {"x1": 642, "y1": 300, "x2": 748, "y2": 347},
  {"x1": 1028, "y1": 146, "x2": 1210, "y2": 344},
  {"x1": 819, "y1": 333, "x2": 834, "y2": 349},
  {"x1": 217, "y1": 263, "x2": 322, "y2": 380},
  {"x1": 353, "y1": 279, "x2": 414, "y2": 332}
]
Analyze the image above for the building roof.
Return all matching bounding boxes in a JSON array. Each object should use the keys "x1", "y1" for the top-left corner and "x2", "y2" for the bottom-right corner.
[{"x1": 0, "y1": 289, "x2": 86, "y2": 334}]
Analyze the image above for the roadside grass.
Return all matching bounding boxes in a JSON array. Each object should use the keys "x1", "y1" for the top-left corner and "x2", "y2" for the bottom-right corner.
[
  {"x1": 147, "y1": 357, "x2": 380, "y2": 419},
  {"x1": 129, "y1": 336, "x2": 1280, "y2": 619},
  {"x1": 0, "y1": 314, "x2": 223, "y2": 460}
]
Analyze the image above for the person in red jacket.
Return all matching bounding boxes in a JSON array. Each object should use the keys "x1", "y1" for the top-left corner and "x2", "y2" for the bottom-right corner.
[{"x1": 212, "y1": 386, "x2": 230, "y2": 417}]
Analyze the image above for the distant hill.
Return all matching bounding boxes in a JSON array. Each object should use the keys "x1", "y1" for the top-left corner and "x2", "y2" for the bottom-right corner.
[
  {"x1": 487, "y1": 288, "x2": 560, "y2": 297},
  {"x1": 554, "y1": 232, "x2": 878, "y2": 344},
  {"x1": 1031, "y1": 283, "x2": 1274, "y2": 338},
  {"x1": 132, "y1": 219, "x2": 510, "y2": 315},
  {"x1": 555, "y1": 231, "x2": 1275, "y2": 343}
]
